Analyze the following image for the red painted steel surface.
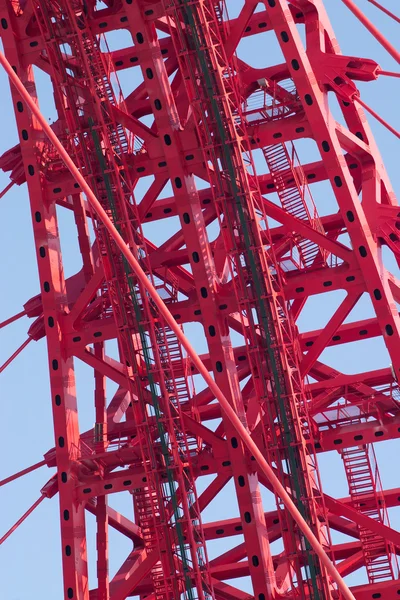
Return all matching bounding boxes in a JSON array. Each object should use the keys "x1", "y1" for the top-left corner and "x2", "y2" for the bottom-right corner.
[{"x1": 1, "y1": 1, "x2": 400, "y2": 599}]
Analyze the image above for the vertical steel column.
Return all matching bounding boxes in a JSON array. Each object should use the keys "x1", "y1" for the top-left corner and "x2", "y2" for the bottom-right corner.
[
  {"x1": 0, "y1": 4, "x2": 89, "y2": 599},
  {"x1": 124, "y1": 5, "x2": 276, "y2": 597}
]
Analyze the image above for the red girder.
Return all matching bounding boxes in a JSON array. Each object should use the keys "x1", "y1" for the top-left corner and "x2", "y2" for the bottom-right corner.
[{"x1": 1, "y1": 0, "x2": 400, "y2": 599}]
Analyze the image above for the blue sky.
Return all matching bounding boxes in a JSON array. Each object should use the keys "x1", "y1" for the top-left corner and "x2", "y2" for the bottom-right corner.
[{"x1": 0, "y1": 1, "x2": 399, "y2": 597}]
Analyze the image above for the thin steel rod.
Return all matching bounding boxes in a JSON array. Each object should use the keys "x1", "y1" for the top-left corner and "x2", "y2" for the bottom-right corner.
[
  {"x1": 340, "y1": 0, "x2": 400, "y2": 63},
  {"x1": 378, "y1": 69, "x2": 400, "y2": 78},
  {"x1": 0, "y1": 310, "x2": 25, "y2": 330},
  {"x1": 0, "y1": 50, "x2": 356, "y2": 600},
  {"x1": 355, "y1": 96, "x2": 400, "y2": 138},
  {"x1": 0, "y1": 180, "x2": 15, "y2": 199},
  {"x1": 0, "y1": 337, "x2": 32, "y2": 374},
  {"x1": 368, "y1": 0, "x2": 400, "y2": 24},
  {"x1": 0, "y1": 460, "x2": 47, "y2": 487},
  {"x1": 0, "y1": 495, "x2": 45, "y2": 545}
]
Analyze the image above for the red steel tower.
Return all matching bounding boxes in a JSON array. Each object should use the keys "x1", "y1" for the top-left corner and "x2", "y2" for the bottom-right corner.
[{"x1": 1, "y1": 1, "x2": 400, "y2": 599}]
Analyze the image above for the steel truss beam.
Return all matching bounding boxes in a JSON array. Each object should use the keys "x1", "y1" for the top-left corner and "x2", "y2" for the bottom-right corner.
[{"x1": 1, "y1": 0, "x2": 400, "y2": 599}]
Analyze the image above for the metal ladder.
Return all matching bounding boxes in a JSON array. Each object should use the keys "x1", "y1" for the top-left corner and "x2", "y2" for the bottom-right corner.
[
  {"x1": 76, "y1": 18, "x2": 211, "y2": 598},
  {"x1": 134, "y1": 486, "x2": 177, "y2": 600},
  {"x1": 166, "y1": 3, "x2": 334, "y2": 598},
  {"x1": 262, "y1": 142, "x2": 326, "y2": 269},
  {"x1": 341, "y1": 444, "x2": 396, "y2": 583},
  {"x1": 153, "y1": 313, "x2": 209, "y2": 556}
]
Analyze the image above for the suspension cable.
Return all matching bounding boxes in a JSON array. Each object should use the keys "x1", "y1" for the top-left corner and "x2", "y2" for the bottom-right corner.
[
  {"x1": 0, "y1": 310, "x2": 25, "y2": 330},
  {"x1": 340, "y1": 0, "x2": 400, "y2": 63},
  {"x1": 368, "y1": 0, "x2": 400, "y2": 24},
  {"x1": 0, "y1": 460, "x2": 47, "y2": 487},
  {"x1": 355, "y1": 96, "x2": 400, "y2": 138},
  {"x1": 0, "y1": 337, "x2": 32, "y2": 374},
  {"x1": 0, "y1": 495, "x2": 45, "y2": 545},
  {"x1": 0, "y1": 49, "x2": 356, "y2": 600}
]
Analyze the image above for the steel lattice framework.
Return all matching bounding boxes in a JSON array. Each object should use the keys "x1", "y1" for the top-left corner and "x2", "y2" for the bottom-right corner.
[{"x1": 0, "y1": 1, "x2": 400, "y2": 599}]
